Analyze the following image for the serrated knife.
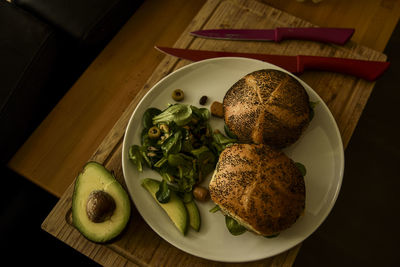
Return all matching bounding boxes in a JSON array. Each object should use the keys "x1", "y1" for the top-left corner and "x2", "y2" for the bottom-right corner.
[
  {"x1": 155, "y1": 46, "x2": 390, "y2": 81},
  {"x1": 191, "y1": 28, "x2": 355, "y2": 45}
]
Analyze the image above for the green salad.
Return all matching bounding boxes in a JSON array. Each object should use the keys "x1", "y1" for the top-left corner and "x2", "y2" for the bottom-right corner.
[
  {"x1": 128, "y1": 103, "x2": 241, "y2": 234},
  {"x1": 129, "y1": 103, "x2": 236, "y2": 192}
]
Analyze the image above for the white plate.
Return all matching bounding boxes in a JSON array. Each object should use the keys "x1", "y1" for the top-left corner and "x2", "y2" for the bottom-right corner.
[{"x1": 122, "y1": 57, "x2": 344, "y2": 262}]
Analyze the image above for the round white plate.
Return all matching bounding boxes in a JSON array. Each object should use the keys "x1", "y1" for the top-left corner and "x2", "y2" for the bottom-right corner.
[{"x1": 122, "y1": 57, "x2": 344, "y2": 262}]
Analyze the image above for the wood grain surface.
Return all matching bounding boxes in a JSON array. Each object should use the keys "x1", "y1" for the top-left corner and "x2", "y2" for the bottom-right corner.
[
  {"x1": 8, "y1": 0, "x2": 399, "y2": 198},
  {"x1": 41, "y1": 0, "x2": 388, "y2": 266}
]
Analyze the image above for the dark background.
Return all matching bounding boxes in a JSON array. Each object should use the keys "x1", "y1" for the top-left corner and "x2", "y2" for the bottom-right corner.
[{"x1": 1, "y1": 21, "x2": 398, "y2": 267}]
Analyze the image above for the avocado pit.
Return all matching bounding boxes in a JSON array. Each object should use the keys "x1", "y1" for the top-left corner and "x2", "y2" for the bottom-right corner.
[{"x1": 86, "y1": 190, "x2": 116, "y2": 223}]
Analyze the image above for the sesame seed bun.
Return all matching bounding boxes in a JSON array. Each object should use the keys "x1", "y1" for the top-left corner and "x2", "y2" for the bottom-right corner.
[
  {"x1": 223, "y1": 69, "x2": 310, "y2": 148},
  {"x1": 209, "y1": 143, "x2": 305, "y2": 236}
]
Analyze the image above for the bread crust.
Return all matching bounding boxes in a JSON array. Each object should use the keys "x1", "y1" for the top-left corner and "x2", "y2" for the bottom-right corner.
[
  {"x1": 223, "y1": 69, "x2": 310, "y2": 148},
  {"x1": 209, "y1": 143, "x2": 305, "y2": 236}
]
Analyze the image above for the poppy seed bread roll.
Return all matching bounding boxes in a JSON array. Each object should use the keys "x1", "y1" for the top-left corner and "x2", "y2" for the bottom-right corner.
[
  {"x1": 223, "y1": 69, "x2": 310, "y2": 148},
  {"x1": 209, "y1": 143, "x2": 305, "y2": 236}
]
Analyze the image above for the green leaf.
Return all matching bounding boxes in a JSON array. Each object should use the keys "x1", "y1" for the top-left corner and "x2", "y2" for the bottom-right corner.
[
  {"x1": 142, "y1": 108, "x2": 162, "y2": 129},
  {"x1": 264, "y1": 233, "x2": 280, "y2": 238},
  {"x1": 167, "y1": 153, "x2": 193, "y2": 168},
  {"x1": 190, "y1": 105, "x2": 210, "y2": 121},
  {"x1": 191, "y1": 146, "x2": 216, "y2": 178},
  {"x1": 209, "y1": 205, "x2": 221, "y2": 213},
  {"x1": 157, "y1": 163, "x2": 176, "y2": 183},
  {"x1": 161, "y1": 130, "x2": 182, "y2": 156},
  {"x1": 213, "y1": 131, "x2": 237, "y2": 145},
  {"x1": 128, "y1": 145, "x2": 144, "y2": 172},
  {"x1": 295, "y1": 162, "x2": 307, "y2": 176},
  {"x1": 309, "y1": 101, "x2": 318, "y2": 121},
  {"x1": 224, "y1": 124, "x2": 238, "y2": 139},
  {"x1": 154, "y1": 157, "x2": 167, "y2": 168},
  {"x1": 153, "y1": 104, "x2": 192, "y2": 126},
  {"x1": 156, "y1": 180, "x2": 171, "y2": 203},
  {"x1": 225, "y1": 216, "x2": 247, "y2": 236}
]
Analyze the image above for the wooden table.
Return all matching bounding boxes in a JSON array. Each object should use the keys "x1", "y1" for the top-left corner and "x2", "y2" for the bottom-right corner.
[{"x1": 9, "y1": 0, "x2": 400, "y2": 266}]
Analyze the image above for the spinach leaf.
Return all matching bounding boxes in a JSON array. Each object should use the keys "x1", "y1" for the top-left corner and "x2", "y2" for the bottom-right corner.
[
  {"x1": 213, "y1": 131, "x2": 237, "y2": 145},
  {"x1": 153, "y1": 104, "x2": 192, "y2": 126},
  {"x1": 167, "y1": 153, "x2": 193, "y2": 168},
  {"x1": 128, "y1": 145, "x2": 144, "y2": 172},
  {"x1": 161, "y1": 130, "x2": 182, "y2": 156},
  {"x1": 142, "y1": 108, "x2": 162, "y2": 129},
  {"x1": 309, "y1": 101, "x2": 318, "y2": 121},
  {"x1": 154, "y1": 157, "x2": 167, "y2": 168},
  {"x1": 191, "y1": 146, "x2": 216, "y2": 178},
  {"x1": 156, "y1": 180, "x2": 171, "y2": 203},
  {"x1": 209, "y1": 205, "x2": 220, "y2": 213},
  {"x1": 225, "y1": 216, "x2": 247, "y2": 236},
  {"x1": 181, "y1": 128, "x2": 194, "y2": 153},
  {"x1": 190, "y1": 105, "x2": 210, "y2": 121},
  {"x1": 264, "y1": 233, "x2": 280, "y2": 238},
  {"x1": 295, "y1": 162, "x2": 307, "y2": 176},
  {"x1": 224, "y1": 124, "x2": 238, "y2": 139},
  {"x1": 157, "y1": 164, "x2": 175, "y2": 183},
  {"x1": 167, "y1": 153, "x2": 198, "y2": 192},
  {"x1": 212, "y1": 131, "x2": 237, "y2": 154}
]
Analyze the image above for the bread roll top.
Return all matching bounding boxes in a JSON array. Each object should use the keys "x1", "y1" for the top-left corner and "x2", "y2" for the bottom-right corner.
[
  {"x1": 223, "y1": 69, "x2": 310, "y2": 148},
  {"x1": 209, "y1": 143, "x2": 305, "y2": 236}
]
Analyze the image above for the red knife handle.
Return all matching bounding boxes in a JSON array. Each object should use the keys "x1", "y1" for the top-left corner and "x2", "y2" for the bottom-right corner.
[
  {"x1": 275, "y1": 28, "x2": 355, "y2": 45},
  {"x1": 297, "y1": 55, "x2": 390, "y2": 81}
]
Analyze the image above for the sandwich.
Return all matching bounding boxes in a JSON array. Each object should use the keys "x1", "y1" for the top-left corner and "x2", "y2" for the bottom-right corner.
[
  {"x1": 209, "y1": 143, "x2": 305, "y2": 236},
  {"x1": 223, "y1": 69, "x2": 310, "y2": 148}
]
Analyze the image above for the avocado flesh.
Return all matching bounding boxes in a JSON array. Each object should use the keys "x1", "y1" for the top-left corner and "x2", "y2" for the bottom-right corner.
[
  {"x1": 141, "y1": 178, "x2": 188, "y2": 235},
  {"x1": 185, "y1": 201, "x2": 201, "y2": 231},
  {"x1": 72, "y1": 162, "x2": 131, "y2": 243}
]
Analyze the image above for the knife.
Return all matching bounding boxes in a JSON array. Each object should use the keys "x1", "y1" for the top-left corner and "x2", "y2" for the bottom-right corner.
[
  {"x1": 155, "y1": 46, "x2": 390, "y2": 81},
  {"x1": 190, "y1": 28, "x2": 355, "y2": 45}
]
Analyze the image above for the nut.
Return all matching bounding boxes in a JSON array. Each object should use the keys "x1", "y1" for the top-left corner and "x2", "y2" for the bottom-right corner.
[
  {"x1": 192, "y1": 186, "x2": 209, "y2": 201},
  {"x1": 210, "y1": 101, "x2": 224, "y2": 118}
]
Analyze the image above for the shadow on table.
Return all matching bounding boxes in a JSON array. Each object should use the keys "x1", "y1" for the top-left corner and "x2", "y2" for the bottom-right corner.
[{"x1": 294, "y1": 22, "x2": 400, "y2": 267}]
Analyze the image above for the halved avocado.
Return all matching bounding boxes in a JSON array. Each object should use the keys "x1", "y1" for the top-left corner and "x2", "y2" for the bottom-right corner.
[
  {"x1": 141, "y1": 178, "x2": 188, "y2": 235},
  {"x1": 72, "y1": 162, "x2": 131, "y2": 243},
  {"x1": 185, "y1": 200, "x2": 201, "y2": 231}
]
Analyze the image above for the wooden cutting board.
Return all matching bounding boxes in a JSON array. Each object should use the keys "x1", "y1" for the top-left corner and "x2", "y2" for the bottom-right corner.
[{"x1": 41, "y1": 0, "x2": 387, "y2": 266}]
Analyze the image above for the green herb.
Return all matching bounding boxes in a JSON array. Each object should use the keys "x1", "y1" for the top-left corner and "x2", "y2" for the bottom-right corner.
[
  {"x1": 295, "y1": 162, "x2": 307, "y2": 176},
  {"x1": 309, "y1": 101, "x2": 318, "y2": 121},
  {"x1": 161, "y1": 130, "x2": 182, "y2": 156},
  {"x1": 142, "y1": 108, "x2": 162, "y2": 129},
  {"x1": 153, "y1": 104, "x2": 192, "y2": 126},
  {"x1": 225, "y1": 216, "x2": 247, "y2": 236},
  {"x1": 212, "y1": 131, "x2": 237, "y2": 155},
  {"x1": 264, "y1": 233, "x2": 280, "y2": 238},
  {"x1": 190, "y1": 105, "x2": 210, "y2": 121},
  {"x1": 224, "y1": 124, "x2": 238, "y2": 139},
  {"x1": 128, "y1": 145, "x2": 144, "y2": 172},
  {"x1": 209, "y1": 205, "x2": 221, "y2": 213},
  {"x1": 156, "y1": 179, "x2": 171, "y2": 203},
  {"x1": 191, "y1": 146, "x2": 216, "y2": 179}
]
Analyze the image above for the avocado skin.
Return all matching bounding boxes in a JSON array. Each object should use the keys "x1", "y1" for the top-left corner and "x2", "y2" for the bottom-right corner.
[
  {"x1": 185, "y1": 200, "x2": 201, "y2": 232},
  {"x1": 72, "y1": 162, "x2": 131, "y2": 243},
  {"x1": 141, "y1": 178, "x2": 188, "y2": 235}
]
